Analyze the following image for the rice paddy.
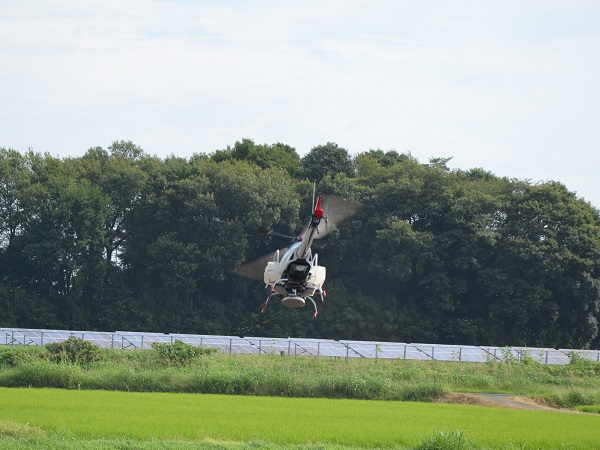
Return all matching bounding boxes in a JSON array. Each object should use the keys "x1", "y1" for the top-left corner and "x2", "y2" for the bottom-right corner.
[
  {"x1": 1, "y1": 387, "x2": 600, "y2": 449},
  {"x1": 2, "y1": 345, "x2": 600, "y2": 448}
]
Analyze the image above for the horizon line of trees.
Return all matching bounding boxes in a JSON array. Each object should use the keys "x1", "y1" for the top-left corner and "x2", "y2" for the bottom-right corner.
[{"x1": 1, "y1": 139, "x2": 599, "y2": 349}]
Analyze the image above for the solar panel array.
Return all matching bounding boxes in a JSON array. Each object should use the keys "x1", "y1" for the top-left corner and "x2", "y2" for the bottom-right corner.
[{"x1": 1, "y1": 327, "x2": 599, "y2": 365}]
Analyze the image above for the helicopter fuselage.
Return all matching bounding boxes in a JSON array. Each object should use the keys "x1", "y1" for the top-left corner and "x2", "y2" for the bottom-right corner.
[{"x1": 262, "y1": 197, "x2": 327, "y2": 316}]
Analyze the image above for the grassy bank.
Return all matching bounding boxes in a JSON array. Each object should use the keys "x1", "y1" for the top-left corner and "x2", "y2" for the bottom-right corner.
[{"x1": 1, "y1": 343, "x2": 600, "y2": 407}]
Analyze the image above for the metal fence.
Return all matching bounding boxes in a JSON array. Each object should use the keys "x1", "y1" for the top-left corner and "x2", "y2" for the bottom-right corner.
[{"x1": 2, "y1": 327, "x2": 599, "y2": 365}]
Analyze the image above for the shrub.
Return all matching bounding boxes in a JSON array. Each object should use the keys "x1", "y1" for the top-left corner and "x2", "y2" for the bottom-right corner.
[
  {"x1": 0, "y1": 348, "x2": 32, "y2": 368},
  {"x1": 568, "y1": 351, "x2": 600, "y2": 376},
  {"x1": 499, "y1": 347, "x2": 518, "y2": 365},
  {"x1": 415, "y1": 430, "x2": 475, "y2": 450},
  {"x1": 45, "y1": 336, "x2": 102, "y2": 365},
  {"x1": 151, "y1": 340, "x2": 217, "y2": 366}
]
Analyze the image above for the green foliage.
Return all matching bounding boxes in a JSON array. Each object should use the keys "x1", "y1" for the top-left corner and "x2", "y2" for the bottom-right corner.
[
  {"x1": 6, "y1": 360, "x2": 82, "y2": 389},
  {"x1": 544, "y1": 388, "x2": 600, "y2": 409},
  {"x1": 2, "y1": 140, "x2": 600, "y2": 348},
  {"x1": 399, "y1": 382, "x2": 447, "y2": 402},
  {"x1": 567, "y1": 351, "x2": 600, "y2": 375},
  {"x1": 211, "y1": 138, "x2": 301, "y2": 176},
  {"x1": 415, "y1": 430, "x2": 475, "y2": 450},
  {"x1": 577, "y1": 404, "x2": 600, "y2": 414},
  {"x1": 301, "y1": 142, "x2": 354, "y2": 182},
  {"x1": 0, "y1": 348, "x2": 35, "y2": 368},
  {"x1": 3, "y1": 347, "x2": 600, "y2": 407},
  {"x1": 44, "y1": 336, "x2": 102, "y2": 365},
  {"x1": 151, "y1": 340, "x2": 217, "y2": 366}
]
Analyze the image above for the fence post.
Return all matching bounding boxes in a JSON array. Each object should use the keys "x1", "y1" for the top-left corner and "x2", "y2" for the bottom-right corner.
[
  {"x1": 141, "y1": 335, "x2": 144, "y2": 350},
  {"x1": 403, "y1": 344, "x2": 407, "y2": 360},
  {"x1": 41, "y1": 331, "x2": 44, "y2": 346},
  {"x1": 545, "y1": 351, "x2": 549, "y2": 365},
  {"x1": 459, "y1": 347, "x2": 462, "y2": 362},
  {"x1": 229, "y1": 339, "x2": 232, "y2": 356}
]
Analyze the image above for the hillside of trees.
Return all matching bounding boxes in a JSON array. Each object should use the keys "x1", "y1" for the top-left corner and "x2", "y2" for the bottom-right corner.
[{"x1": 1, "y1": 139, "x2": 599, "y2": 349}]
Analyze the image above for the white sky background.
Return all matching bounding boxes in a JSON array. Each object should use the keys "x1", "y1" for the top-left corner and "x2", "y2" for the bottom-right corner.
[{"x1": 1, "y1": 1, "x2": 599, "y2": 206}]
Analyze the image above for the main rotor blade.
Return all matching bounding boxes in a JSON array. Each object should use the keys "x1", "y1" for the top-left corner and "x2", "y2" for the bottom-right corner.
[
  {"x1": 267, "y1": 230, "x2": 299, "y2": 240},
  {"x1": 236, "y1": 196, "x2": 360, "y2": 280},
  {"x1": 235, "y1": 247, "x2": 290, "y2": 281},
  {"x1": 316, "y1": 195, "x2": 362, "y2": 239}
]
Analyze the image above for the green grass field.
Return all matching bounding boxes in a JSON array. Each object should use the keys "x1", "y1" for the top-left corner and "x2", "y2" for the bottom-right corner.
[
  {"x1": 2, "y1": 344, "x2": 600, "y2": 448},
  {"x1": 1, "y1": 387, "x2": 600, "y2": 449}
]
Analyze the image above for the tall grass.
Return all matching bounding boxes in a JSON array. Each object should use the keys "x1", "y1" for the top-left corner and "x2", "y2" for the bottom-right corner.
[
  {"x1": 1, "y1": 345, "x2": 600, "y2": 405},
  {"x1": 414, "y1": 430, "x2": 475, "y2": 450}
]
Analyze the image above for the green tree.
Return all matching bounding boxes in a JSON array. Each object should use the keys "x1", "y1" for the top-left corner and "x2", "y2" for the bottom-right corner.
[
  {"x1": 2, "y1": 141, "x2": 599, "y2": 348},
  {"x1": 211, "y1": 138, "x2": 301, "y2": 176},
  {"x1": 9, "y1": 152, "x2": 107, "y2": 327},
  {"x1": 301, "y1": 142, "x2": 354, "y2": 182},
  {"x1": 78, "y1": 145, "x2": 148, "y2": 265},
  {"x1": 481, "y1": 181, "x2": 600, "y2": 347},
  {"x1": 108, "y1": 140, "x2": 144, "y2": 160},
  {"x1": 0, "y1": 148, "x2": 30, "y2": 249}
]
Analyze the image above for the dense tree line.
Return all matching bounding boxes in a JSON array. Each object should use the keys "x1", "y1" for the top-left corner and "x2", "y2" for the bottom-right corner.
[{"x1": 1, "y1": 139, "x2": 599, "y2": 349}]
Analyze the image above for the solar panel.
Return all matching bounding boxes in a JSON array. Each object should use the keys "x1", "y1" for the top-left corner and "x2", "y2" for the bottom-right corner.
[
  {"x1": 341, "y1": 341, "x2": 405, "y2": 359},
  {"x1": 458, "y1": 346, "x2": 493, "y2": 363},
  {"x1": 1, "y1": 326, "x2": 599, "y2": 366},
  {"x1": 541, "y1": 350, "x2": 570, "y2": 365},
  {"x1": 563, "y1": 349, "x2": 600, "y2": 364},
  {"x1": 245, "y1": 337, "x2": 291, "y2": 355},
  {"x1": 0, "y1": 329, "x2": 29, "y2": 346},
  {"x1": 373, "y1": 344, "x2": 404, "y2": 359},
  {"x1": 164, "y1": 334, "x2": 250, "y2": 353},
  {"x1": 81, "y1": 332, "x2": 116, "y2": 348},
  {"x1": 288, "y1": 338, "x2": 332, "y2": 357},
  {"x1": 310, "y1": 340, "x2": 350, "y2": 358}
]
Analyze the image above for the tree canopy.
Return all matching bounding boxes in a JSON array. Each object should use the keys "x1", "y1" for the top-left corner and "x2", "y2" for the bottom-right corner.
[{"x1": 1, "y1": 140, "x2": 599, "y2": 349}]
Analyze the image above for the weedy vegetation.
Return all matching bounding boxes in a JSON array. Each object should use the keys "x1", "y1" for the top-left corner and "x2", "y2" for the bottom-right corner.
[
  {"x1": 151, "y1": 340, "x2": 218, "y2": 366},
  {"x1": 44, "y1": 336, "x2": 102, "y2": 365},
  {"x1": 1, "y1": 339, "x2": 600, "y2": 407},
  {"x1": 2, "y1": 340, "x2": 600, "y2": 448}
]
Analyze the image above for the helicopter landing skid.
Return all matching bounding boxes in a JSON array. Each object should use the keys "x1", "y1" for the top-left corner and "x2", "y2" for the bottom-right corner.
[
  {"x1": 261, "y1": 287, "x2": 277, "y2": 313},
  {"x1": 308, "y1": 288, "x2": 326, "y2": 319}
]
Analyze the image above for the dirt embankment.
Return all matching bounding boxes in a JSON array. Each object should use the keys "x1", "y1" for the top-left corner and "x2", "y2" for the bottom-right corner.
[{"x1": 437, "y1": 393, "x2": 577, "y2": 413}]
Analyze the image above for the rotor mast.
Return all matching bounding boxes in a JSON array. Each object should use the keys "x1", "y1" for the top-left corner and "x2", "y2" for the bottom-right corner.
[{"x1": 296, "y1": 196, "x2": 324, "y2": 260}]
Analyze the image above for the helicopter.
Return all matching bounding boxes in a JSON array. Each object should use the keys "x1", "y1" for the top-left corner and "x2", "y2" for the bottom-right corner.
[{"x1": 236, "y1": 193, "x2": 360, "y2": 318}]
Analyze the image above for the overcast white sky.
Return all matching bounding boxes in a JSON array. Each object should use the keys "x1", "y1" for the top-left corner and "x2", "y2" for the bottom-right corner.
[{"x1": 2, "y1": 1, "x2": 599, "y2": 206}]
